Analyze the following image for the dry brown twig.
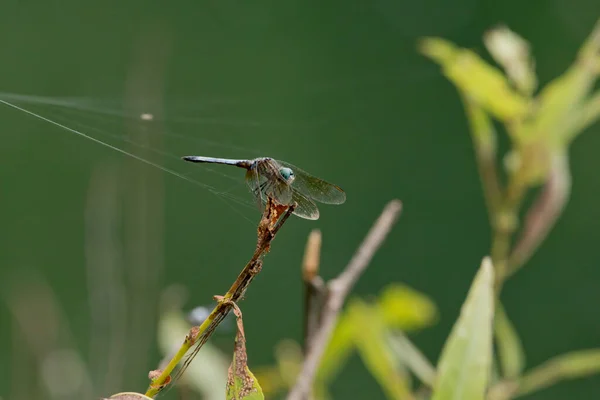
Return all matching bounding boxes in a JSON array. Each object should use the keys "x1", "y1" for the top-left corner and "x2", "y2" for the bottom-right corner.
[
  {"x1": 287, "y1": 200, "x2": 403, "y2": 400},
  {"x1": 145, "y1": 198, "x2": 295, "y2": 397},
  {"x1": 302, "y1": 229, "x2": 326, "y2": 355}
]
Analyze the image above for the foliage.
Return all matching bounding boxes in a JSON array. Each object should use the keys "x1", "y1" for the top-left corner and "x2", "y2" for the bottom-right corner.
[
  {"x1": 226, "y1": 304, "x2": 265, "y2": 400},
  {"x1": 5, "y1": 16, "x2": 600, "y2": 400},
  {"x1": 431, "y1": 258, "x2": 494, "y2": 400},
  {"x1": 29, "y1": 19, "x2": 597, "y2": 400},
  {"x1": 240, "y1": 20, "x2": 600, "y2": 400}
]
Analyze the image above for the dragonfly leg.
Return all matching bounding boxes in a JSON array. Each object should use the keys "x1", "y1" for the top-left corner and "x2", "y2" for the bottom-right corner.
[
  {"x1": 213, "y1": 295, "x2": 243, "y2": 317},
  {"x1": 251, "y1": 181, "x2": 269, "y2": 198}
]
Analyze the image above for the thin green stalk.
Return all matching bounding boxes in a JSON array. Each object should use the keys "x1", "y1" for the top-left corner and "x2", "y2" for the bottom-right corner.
[
  {"x1": 460, "y1": 95, "x2": 527, "y2": 295},
  {"x1": 461, "y1": 95, "x2": 503, "y2": 222},
  {"x1": 488, "y1": 349, "x2": 600, "y2": 399},
  {"x1": 492, "y1": 170, "x2": 528, "y2": 295},
  {"x1": 515, "y1": 350, "x2": 600, "y2": 398},
  {"x1": 145, "y1": 200, "x2": 295, "y2": 397}
]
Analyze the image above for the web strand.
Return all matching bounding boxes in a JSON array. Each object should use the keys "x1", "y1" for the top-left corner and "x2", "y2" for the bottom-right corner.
[{"x1": 0, "y1": 98, "x2": 257, "y2": 224}]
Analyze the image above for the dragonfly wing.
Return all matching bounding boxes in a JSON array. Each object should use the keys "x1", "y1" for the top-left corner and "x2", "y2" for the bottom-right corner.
[
  {"x1": 291, "y1": 189, "x2": 320, "y2": 220},
  {"x1": 277, "y1": 160, "x2": 346, "y2": 205},
  {"x1": 264, "y1": 181, "x2": 293, "y2": 205},
  {"x1": 245, "y1": 169, "x2": 266, "y2": 210},
  {"x1": 245, "y1": 168, "x2": 293, "y2": 206}
]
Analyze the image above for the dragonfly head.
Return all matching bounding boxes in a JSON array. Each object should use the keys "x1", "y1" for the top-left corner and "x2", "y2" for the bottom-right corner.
[{"x1": 279, "y1": 167, "x2": 295, "y2": 184}]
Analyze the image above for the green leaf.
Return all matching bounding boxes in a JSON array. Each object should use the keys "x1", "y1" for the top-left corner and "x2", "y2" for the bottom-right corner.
[
  {"x1": 226, "y1": 306, "x2": 264, "y2": 400},
  {"x1": 494, "y1": 303, "x2": 525, "y2": 379},
  {"x1": 483, "y1": 25, "x2": 537, "y2": 96},
  {"x1": 226, "y1": 365, "x2": 264, "y2": 400},
  {"x1": 388, "y1": 331, "x2": 436, "y2": 387},
  {"x1": 315, "y1": 306, "x2": 355, "y2": 384},
  {"x1": 462, "y1": 95, "x2": 497, "y2": 156},
  {"x1": 317, "y1": 284, "x2": 437, "y2": 386},
  {"x1": 515, "y1": 20, "x2": 600, "y2": 150},
  {"x1": 348, "y1": 299, "x2": 414, "y2": 400},
  {"x1": 569, "y1": 89, "x2": 600, "y2": 141},
  {"x1": 378, "y1": 284, "x2": 438, "y2": 331},
  {"x1": 419, "y1": 37, "x2": 530, "y2": 121},
  {"x1": 431, "y1": 257, "x2": 495, "y2": 400}
]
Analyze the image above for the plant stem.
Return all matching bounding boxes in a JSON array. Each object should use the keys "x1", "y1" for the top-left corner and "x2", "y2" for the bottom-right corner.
[
  {"x1": 462, "y1": 96, "x2": 504, "y2": 223},
  {"x1": 492, "y1": 171, "x2": 527, "y2": 295},
  {"x1": 145, "y1": 199, "x2": 295, "y2": 398},
  {"x1": 287, "y1": 200, "x2": 403, "y2": 400},
  {"x1": 302, "y1": 230, "x2": 326, "y2": 356},
  {"x1": 488, "y1": 349, "x2": 600, "y2": 400}
]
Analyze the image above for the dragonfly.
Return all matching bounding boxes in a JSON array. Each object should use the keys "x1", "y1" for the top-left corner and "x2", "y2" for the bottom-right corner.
[{"x1": 182, "y1": 156, "x2": 346, "y2": 220}]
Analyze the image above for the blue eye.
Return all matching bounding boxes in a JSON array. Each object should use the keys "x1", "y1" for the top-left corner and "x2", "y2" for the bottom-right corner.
[{"x1": 280, "y1": 167, "x2": 295, "y2": 182}]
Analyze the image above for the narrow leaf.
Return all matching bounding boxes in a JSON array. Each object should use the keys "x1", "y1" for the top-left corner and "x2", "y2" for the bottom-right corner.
[
  {"x1": 226, "y1": 305, "x2": 264, "y2": 400},
  {"x1": 419, "y1": 37, "x2": 530, "y2": 121},
  {"x1": 349, "y1": 299, "x2": 414, "y2": 400},
  {"x1": 317, "y1": 284, "x2": 436, "y2": 386},
  {"x1": 523, "y1": 20, "x2": 600, "y2": 147},
  {"x1": 431, "y1": 257, "x2": 495, "y2": 400},
  {"x1": 378, "y1": 284, "x2": 438, "y2": 331},
  {"x1": 516, "y1": 349, "x2": 600, "y2": 397},
  {"x1": 483, "y1": 25, "x2": 537, "y2": 96},
  {"x1": 569, "y1": 89, "x2": 600, "y2": 141},
  {"x1": 315, "y1": 307, "x2": 355, "y2": 384},
  {"x1": 388, "y1": 331, "x2": 436, "y2": 387}
]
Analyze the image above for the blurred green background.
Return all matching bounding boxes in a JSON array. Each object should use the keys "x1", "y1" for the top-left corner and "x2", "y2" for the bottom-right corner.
[{"x1": 1, "y1": 1, "x2": 599, "y2": 399}]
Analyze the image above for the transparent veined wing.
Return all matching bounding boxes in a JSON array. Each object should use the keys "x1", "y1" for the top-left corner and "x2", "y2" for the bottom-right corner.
[
  {"x1": 245, "y1": 168, "x2": 266, "y2": 210},
  {"x1": 245, "y1": 168, "x2": 293, "y2": 206},
  {"x1": 291, "y1": 189, "x2": 320, "y2": 220},
  {"x1": 266, "y1": 180, "x2": 293, "y2": 205},
  {"x1": 277, "y1": 160, "x2": 346, "y2": 205}
]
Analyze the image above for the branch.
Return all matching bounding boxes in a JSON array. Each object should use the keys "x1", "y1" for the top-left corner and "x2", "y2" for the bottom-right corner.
[
  {"x1": 287, "y1": 200, "x2": 403, "y2": 400},
  {"x1": 145, "y1": 198, "x2": 295, "y2": 397},
  {"x1": 302, "y1": 229, "x2": 326, "y2": 355}
]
